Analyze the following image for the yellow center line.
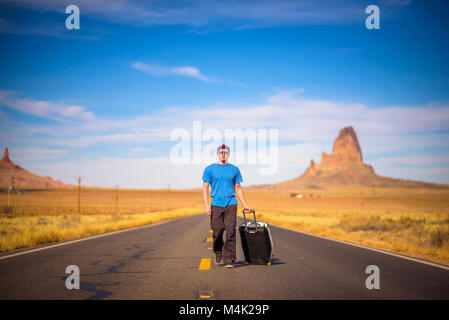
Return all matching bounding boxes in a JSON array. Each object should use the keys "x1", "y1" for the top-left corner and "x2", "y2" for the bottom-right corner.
[
  {"x1": 199, "y1": 290, "x2": 214, "y2": 300},
  {"x1": 198, "y1": 258, "x2": 211, "y2": 270},
  {"x1": 199, "y1": 231, "x2": 213, "y2": 270}
]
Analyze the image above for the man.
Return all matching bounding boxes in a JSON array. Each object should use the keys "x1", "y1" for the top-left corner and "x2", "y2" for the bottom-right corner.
[{"x1": 202, "y1": 144, "x2": 250, "y2": 268}]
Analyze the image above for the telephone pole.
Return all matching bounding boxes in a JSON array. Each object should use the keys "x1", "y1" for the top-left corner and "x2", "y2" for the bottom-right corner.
[{"x1": 77, "y1": 176, "x2": 81, "y2": 214}]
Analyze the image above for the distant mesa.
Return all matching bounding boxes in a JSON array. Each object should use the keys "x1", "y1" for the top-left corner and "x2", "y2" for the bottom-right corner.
[
  {"x1": 0, "y1": 148, "x2": 70, "y2": 189},
  {"x1": 254, "y1": 126, "x2": 448, "y2": 190}
]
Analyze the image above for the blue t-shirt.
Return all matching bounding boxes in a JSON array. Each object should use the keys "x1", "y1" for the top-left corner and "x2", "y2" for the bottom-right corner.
[{"x1": 202, "y1": 163, "x2": 243, "y2": 207}]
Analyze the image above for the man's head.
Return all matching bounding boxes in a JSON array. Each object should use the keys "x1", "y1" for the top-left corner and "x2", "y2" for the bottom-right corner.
[{"x1": 217, "y1": 144, "x2": 230, "y2": 164}]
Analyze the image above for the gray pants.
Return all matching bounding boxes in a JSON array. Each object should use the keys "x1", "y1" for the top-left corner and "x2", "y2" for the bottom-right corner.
[{"x1": 210, "y1": 204, "x2": 237, "y2": 264}]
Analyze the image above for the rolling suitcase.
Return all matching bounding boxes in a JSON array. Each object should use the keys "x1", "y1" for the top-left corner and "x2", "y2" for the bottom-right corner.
[{"x1": 239, "y1": 209, "x2": 274, "y2": 266}]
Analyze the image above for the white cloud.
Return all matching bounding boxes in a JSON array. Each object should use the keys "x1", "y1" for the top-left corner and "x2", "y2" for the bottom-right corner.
[
  {"x1": 49, "y1": 131, "x2": 168, "y2": 148},
  {"x1": 130, "y1": 147, "x2": 152, "y2": 153},
  {"x1": 0, "y1": 93, "x2": 95, "y2": 122},
  {"x1": 6, "y1": 147, "x2": 68, "y2": 163},
  {"x1": 2, "y1": 88, "x2": 449, "y2": 187},
  {"x1": 132, "y1": 62, "x2": 213, "y2": 82},
  {"x1": 171, "y1": 66, "x2": 210, "y2": 82},
  {"x1": 4, "y1": 89, "x2": 449, "y2": 150},
  {"x1": 25, "y1": 142, "x2": 326, "y2": 189},
  {"x1": 373, "y1": 153, "x2": 449, "y2": 167},
  {"x1": 0, "y1": 0, "x2": 394, "y2": 29}
]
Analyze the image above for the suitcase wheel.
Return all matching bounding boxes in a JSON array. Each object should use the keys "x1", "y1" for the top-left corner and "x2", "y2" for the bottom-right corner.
[
  {"x1": 267, "y1": 261, "x2": 271, "y2": 266},
  {"x1": 245, "y1": 261, "x2": 249, "y2": 265}
]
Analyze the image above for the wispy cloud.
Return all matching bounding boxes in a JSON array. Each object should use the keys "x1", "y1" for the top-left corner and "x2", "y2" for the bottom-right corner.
[
  {"x1": 11, "y1": 147, "x2": 68, "y2": 162},
  {"x1": 386, "y1": 0, "x2": 413, "y2": 7},
  {"x1": 0, "y1": 91, "x2": 95, "y2": 122},
  {"x1": 49, "y1": 131, "x2": 168, "y2": 148},
  {"x1": 130, "y1": 147, "x2": 151, "y2": 153},
  {"x1": 373, "y1": 153, "x2": 449, "y2": 167},
  {"x1": 132, "y1": 62, "x2": 213, "y2": 82},
  {"x1": 0, "y1": 0, "x2": 414, "y2": 32},
  {"x1": 1, "y1": 88, "x2": 449, "y2": 186},
  {"x1": 3, "y1": 88, "x2": 449, "y2": 148}
]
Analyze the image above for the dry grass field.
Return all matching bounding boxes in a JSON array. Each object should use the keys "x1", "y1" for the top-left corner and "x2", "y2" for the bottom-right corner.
[
  {"x1": 242, "y1": 186, "x2": 449, "y2": 265},
  {"x1": 1, "y1": 186, "x2": 449, "y2": 266},
  {"x1": 0, "y1": 188, "x2": 203, "y2": 252}
]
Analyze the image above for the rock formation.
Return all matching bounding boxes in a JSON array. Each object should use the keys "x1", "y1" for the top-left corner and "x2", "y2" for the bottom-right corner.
[
  {"x1": 0, "y1": 148, "x2": 69, "y2": 188},
  {"x1": 0, "y1": 148, "x2": 15, "y2": 167},
  {"x1": 295, "y1": 126, "x2": 377, "y2": 186},
  {"x1": 256, "y1": 126, "x2": 448, "y2": 189}
]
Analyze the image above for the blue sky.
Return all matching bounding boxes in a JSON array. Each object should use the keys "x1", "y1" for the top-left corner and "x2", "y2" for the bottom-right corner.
[{"x1": 1, "y1": 0, "x2": 449, "y2": 188}]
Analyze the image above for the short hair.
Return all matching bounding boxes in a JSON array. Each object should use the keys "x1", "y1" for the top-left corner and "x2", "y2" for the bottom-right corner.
[{"x1": 217, "y1": 144, "x2": 230, "y2": 153}]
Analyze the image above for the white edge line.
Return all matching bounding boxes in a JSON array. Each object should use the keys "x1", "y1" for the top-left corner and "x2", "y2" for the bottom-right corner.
[
  {"x1": 270, "y1": 223, "x2": 449, "y2": 271},
  {"x1": 0, "y1": 214, "x2": 200, "y2": 261}
]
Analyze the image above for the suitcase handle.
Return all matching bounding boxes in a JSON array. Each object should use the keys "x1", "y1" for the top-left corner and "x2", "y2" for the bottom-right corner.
[{"x1": 242, "y1": 209, "x2": 258, "y2": 232}]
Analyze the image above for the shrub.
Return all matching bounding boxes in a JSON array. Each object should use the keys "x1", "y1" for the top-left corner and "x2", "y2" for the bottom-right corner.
[{"x1": 430, "y1": 229, "x2": 449, "y2": 248}]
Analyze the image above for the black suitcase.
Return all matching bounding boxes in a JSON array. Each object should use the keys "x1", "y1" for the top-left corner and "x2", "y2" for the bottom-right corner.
[{"x1": 239, "y1": 209, "x2": 273, "y2": 266}]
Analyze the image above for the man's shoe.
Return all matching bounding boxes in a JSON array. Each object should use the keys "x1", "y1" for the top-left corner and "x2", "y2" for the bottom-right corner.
[
  {"x1": 224, "y1": 263, "x2": 234, "y2": 269},
  {"x1": 214, "y1": 253, "x2": 223, "y2": 265}
]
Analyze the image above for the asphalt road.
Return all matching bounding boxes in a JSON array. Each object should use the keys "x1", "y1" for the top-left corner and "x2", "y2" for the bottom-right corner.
[{"x1": 1, "y1": 214, "x2": 448, "y2": 300}]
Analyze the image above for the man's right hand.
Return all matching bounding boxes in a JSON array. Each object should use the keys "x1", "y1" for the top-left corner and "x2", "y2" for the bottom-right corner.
[{"x1": 205, "y1": 207, "x2": 211, "y2": 216}]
